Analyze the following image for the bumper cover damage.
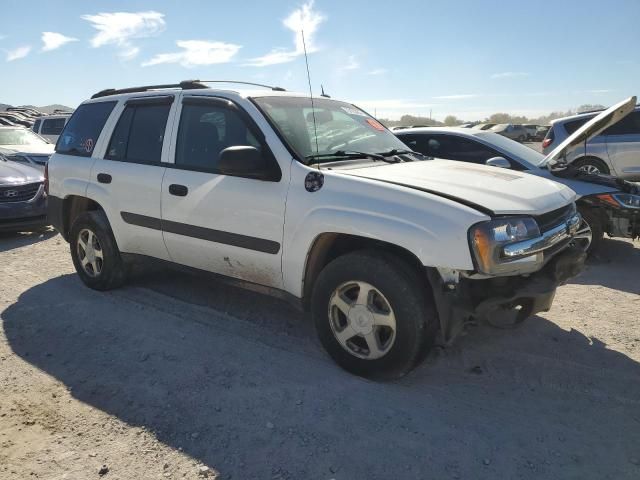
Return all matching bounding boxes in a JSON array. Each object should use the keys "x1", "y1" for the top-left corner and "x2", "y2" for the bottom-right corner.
[{"x1": 429, "y1": 246, "x2": 586, "y2": 344}]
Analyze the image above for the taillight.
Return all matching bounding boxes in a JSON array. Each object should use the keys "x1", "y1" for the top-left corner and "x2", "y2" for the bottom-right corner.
[
  {"x1": 542, "y1": 138, "x2": 552, "y2": 149},
  {"x1": 44, "y1": 162, "x2": 49, "y2": 195}
]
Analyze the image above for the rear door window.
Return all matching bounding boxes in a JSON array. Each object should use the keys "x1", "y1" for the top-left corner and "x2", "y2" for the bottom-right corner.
[
  {"x1": 106, "y1": 100, "x2": 172, "y2": 164},
  {"x1": 41, "y1": 118, "x2": 67, "y2": 136},
  {"x1": 56, "y1": 101, "x2": 117, "y2": 157},
  {"x1": 32, "y1": 119, "x2": 41, "y2": 133},
  {"x1": 604, "y1": 111, "x2": 640, "y2": 136}
]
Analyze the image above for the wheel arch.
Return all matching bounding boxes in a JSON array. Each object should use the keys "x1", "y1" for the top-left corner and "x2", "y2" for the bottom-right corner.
[
  {"x1": 301, "y1": 232, "x2": 430, "y2": 310},
  {"x1": 60, "y1": 195, "x2": 105, "y2": 241}
]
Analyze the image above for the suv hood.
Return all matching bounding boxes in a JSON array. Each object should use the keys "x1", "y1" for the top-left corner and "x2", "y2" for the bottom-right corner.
[
  {"x1": 338, "y1": 159, "x2": 576, "y2": 215},
  {"x1": 0, "y1": 158, "x2": 44, "y2": 185},
  {"x1": 542, "y1": 96, "x2": 637, "y2": 168},
  {"x1": 0, "y1": 144, "x2": 55, "y2": 155}
]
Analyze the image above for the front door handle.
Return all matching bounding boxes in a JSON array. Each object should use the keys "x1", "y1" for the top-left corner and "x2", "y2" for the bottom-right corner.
[
  {"x1": 169, "y1": 184, "x2": 188, "y2": 197},
  {"x1": 97, "y1": 173, "x2": 112, "y2": 184}
]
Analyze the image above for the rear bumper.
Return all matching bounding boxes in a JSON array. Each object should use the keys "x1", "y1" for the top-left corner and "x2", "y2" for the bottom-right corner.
[{"x1": 429, "y1": 246, "x2": 586, "y2": 343}]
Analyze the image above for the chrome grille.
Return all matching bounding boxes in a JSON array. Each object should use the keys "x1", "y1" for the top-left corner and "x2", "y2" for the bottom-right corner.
[
  {"x1": 535, "y1": 204, "x2": 574, "y2": 233},
  {"x1": 0, "y1": 183, "x2": 42, "y2": 203}
]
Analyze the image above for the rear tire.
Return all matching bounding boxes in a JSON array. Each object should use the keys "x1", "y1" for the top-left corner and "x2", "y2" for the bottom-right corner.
[
  {"x1": 69, "y1": 211, "x2": 127, "y2": 291},
  {"x1": 311, "y1": 250, "x2": 437, "y2": 379},
  {"x1": 574, "y1": 157, "x2": 610, "y2": 176}
]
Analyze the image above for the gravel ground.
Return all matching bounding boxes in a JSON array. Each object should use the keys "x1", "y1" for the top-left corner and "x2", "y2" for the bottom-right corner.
[{"x1": 1, "y1": 230, "x2": 639, "y2": 480}]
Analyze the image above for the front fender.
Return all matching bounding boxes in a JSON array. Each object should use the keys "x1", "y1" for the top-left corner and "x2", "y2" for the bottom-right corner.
[{"x1": 282, "y1": 164, "x2": 490, "y2": 297}]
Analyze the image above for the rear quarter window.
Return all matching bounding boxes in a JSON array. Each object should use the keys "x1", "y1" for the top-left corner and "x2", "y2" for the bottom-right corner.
[
  {"x1": 563, "y1": 116, "x2": 594, "y2": 135},
  {"x1": 55, "y1": 101, "x2": 117, "y2": 157}
]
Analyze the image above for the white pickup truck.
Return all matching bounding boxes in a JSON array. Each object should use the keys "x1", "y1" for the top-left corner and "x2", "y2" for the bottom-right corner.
[{"x1": 47, "y1": 81, "x2": 585, "y2": 378}]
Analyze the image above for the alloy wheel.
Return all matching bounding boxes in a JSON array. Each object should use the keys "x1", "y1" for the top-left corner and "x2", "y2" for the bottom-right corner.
[
  {"x1": 77, "y1": 228, "x2": 104, "y2": 277},
  {"x1": 570, "y1": 218, "x2": 593, "y2": 252},
  {"x1": 578, "y1": 164, "x2": 601, "y2": 175},
  {"x1": 328, "y1": 281, "x2": 397, "y2": 360}
]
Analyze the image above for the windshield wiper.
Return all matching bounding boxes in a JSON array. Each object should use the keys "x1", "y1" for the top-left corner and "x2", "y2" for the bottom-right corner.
[
  {"x1": 305, "y1": 150, "x2": 400, "y2": 165},
  {"x1": 376, "y1": 148, "x2": 426, "y2": 160}
]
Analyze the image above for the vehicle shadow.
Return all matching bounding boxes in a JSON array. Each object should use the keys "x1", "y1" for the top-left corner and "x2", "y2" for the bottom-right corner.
[
  {"x1": 3, "y1": 272, "x2": 640, "y2": 479},
  {"x1": 570, "y1": 237, "x2": 640, "y2": 294},
  {"x1": 0, "y1": 228, "x2": 57, "y2": 253}
]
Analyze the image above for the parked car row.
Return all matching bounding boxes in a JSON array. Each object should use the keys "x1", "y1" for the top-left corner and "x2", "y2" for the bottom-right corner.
[{"x1": 2, "y1": 81, "x2": 638, "y2": 379}]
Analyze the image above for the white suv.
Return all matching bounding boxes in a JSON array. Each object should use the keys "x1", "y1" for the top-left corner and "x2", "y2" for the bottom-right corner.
[{"x1": 47, "y1": 81, "x2": 585, "y2": 378}]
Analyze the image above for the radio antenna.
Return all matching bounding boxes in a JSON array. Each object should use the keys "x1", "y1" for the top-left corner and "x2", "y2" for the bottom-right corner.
[{"x1": 302, "y1": 29, "x2": 320, "y2": 155}]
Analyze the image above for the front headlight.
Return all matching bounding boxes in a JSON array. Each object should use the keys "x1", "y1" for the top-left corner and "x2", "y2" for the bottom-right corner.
[
  {"x1": 469, "y1": 217, "x2": 542, "y2": 275},
  {"x1": 612, "y1": 193, "x2": 640, "y2": 209}
]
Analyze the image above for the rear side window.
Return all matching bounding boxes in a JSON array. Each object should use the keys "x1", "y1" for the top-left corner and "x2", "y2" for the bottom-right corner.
[
  {"x1": 56, "y1": 101, "x2": 116, "y2": 157},
  {"x1": 563, "y1": 116, "x2": 593, "y2": 135},
  {"x1": 106, "y1": 102, "x2": 171, "y2": 164},
  {"x1": 32, "y1": 119, "x2": 41, "y2": 133},
  {"x1": 41, "y1": 118, "x2": 67, "y2": 136},
  {"x1": 604, "y1": 111, "x2": 640, "y2": 136}
]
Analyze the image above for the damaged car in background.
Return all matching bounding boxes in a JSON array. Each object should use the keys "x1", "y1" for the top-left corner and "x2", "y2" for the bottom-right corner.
[
  {"x1": 396, "y1": 97, "x2": 640, "y2": 254},
  {"x1": 0, "y1": 153, "x2": 47, "y2": 232}
]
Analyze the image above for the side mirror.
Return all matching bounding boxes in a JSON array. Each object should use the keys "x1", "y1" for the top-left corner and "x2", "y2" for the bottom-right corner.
[
  {"x1": 486, "y1": 156, "x2": 511, "y2": 169},
  {"x1": 218, "y1": 146, "x2": 268, "y2": 179}
]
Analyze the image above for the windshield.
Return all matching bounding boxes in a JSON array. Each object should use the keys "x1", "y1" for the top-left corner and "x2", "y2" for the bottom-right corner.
[
  {"x1": 252, "y1": 96, "x2": 409, "y2": 163},
  {"x1": 475, "y1": 131, "x2": 545, "y2": 168},
  {"x1": 0, "y1": 128, "x2": 48, "y2": 146}
]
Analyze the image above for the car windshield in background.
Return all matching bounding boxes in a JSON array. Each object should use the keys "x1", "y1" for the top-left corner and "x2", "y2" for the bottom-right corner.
[
  {"x1": 0, "y1": 129, "x2": 48, "y2": 146},
  {"x1": 252, "y1": 96, "x2": 409, "y2": 163}
]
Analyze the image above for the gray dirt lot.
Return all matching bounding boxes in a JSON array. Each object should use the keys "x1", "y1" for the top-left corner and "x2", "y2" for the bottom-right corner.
[{"x1": 1, "y1": 230, "x2": 639, "y2": 480}]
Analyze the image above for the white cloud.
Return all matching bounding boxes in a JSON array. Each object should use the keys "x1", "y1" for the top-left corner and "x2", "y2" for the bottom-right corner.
[
  {"x1": 433, "y1": 94, "x2": 478, "y2": 100},
  {"x1": 41, "y1": 32, "x2": 79, "y2": 52},
  {"x1": 81, "y1": 11, "x2": 166, "y2": 59},
  {"x1": 367, "y1": 68, "x2": 388, "y2": 76},
  {"x1": 142, "y1": 40, "x2": 241, "y2": 67},
  {"x1": 491, "y1": 71, "x2": 530, "y2": 79},
  {"x1": 245, "y1": 1, "x2": 325, "y2": 67},
  {"x1": 6, "y1": 45, "x2": 31, "y2": 61},
  {"x1": 344, "y1": 55, "x2": 359, "y2": 70}
]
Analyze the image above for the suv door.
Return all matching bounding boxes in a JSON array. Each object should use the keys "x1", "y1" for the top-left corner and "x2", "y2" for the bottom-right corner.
[
  {"x1": 604, "y1": 110, "x2": 640, "y2": 179},
  {"x1": 87, "y1": 95, "x2": 175, "y2": 261},
  {"x1": 160, "y1": 94, "x2": 287, "y2": 288}
]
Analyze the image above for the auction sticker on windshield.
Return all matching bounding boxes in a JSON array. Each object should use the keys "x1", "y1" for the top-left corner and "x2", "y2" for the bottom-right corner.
[{"x1": 366, "y1": 118, "x2": 386, "y2": 131}]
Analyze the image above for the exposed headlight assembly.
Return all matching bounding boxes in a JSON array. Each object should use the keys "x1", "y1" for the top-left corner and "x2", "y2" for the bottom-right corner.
[
  {"x1": 596, "y1": 193, "x2": 640, "y2": 209},
  {"x1": 469, "y1": 217, "x2": 542, "y2": 275}
]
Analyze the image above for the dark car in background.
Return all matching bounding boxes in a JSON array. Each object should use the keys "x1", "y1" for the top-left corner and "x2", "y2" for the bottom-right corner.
[
  {"x1": 490, "y1": 123, "x2": 529, "y2": 142},
  {"x1": 0, "y1": 154, "x2": 48, "y2": 232}
]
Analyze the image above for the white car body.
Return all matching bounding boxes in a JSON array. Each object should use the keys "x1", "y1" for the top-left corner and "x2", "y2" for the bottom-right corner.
[
  {"x1": 0, "y1": 126, "x2": 55, "y2": 170},
  {"x1": 46, "y1": 83, "x2": 586, "y2": 376}
]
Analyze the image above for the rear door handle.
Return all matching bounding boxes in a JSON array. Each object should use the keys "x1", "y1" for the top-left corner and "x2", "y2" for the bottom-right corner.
[
  {"x1": 169, "y1": 184, "x2": 188, "y2": 197},
  {"x1": 97, "y1": 173, "x2": 112, "y2": 184}
]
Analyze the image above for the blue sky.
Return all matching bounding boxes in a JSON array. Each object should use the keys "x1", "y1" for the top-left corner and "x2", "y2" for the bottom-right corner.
[{"x1": 1, "y1": 0, "x2": 638, "y2": 120}]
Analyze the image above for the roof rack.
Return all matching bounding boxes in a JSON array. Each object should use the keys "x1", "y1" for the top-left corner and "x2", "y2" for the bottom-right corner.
[
  {"x1": 91, "y1": 79, "x2": 287, "y2": 99},
  {"x1": 91, "y1": 80, "x2": 208, "y2": 99},
  {"x1": 195, "y1": 80, "x2": 286, "y2": 92}
]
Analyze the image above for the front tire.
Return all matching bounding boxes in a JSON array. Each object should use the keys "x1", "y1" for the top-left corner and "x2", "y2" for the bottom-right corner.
[
  {"x1": 69, "y1": 211, "x2": 127, "y2": 290},
  {"x1": 575, "y1": 206, "x2": 604, "y2": 255},
  {"x1": 311, "y1": 251, "x2": 437, "y2": 379}
]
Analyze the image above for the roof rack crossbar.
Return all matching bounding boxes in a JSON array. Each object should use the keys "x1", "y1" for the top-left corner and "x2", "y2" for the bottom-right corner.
[
  {"x1": 195, "y1": 80, "x2": 286, "y2": 92},
  {"x1": 91, "y1": 80, "x2": 208, "y2": 99}
]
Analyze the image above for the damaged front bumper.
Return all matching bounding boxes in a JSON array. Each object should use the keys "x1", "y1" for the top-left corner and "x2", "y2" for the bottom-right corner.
[{"x1": 428, "y1": 246, "x2": 586, "y2": 344}]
